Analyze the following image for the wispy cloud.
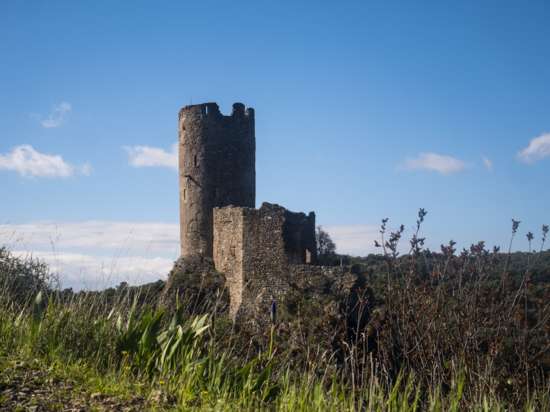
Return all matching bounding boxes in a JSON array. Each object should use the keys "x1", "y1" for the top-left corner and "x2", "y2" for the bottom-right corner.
[
  {"x1": 0, "y1": 221, "x2": 179, "y2": 254},
  {"x1": 0, "y1": 220, "x2": 384, "y2": 288},
  {"x1": 0, "y1": 145, "x2": 91, "y2": 178},
  {"x1": 80, "y1": 162, "x2": 93, "y2": 176},
  {"x1": 124, "y1": 142, "x2": 177, "y2": 170},
  {"x1": 41, "y1": 101, "x2": 72, "y2": 128},
  {"x1": 402, "y1": 152, "x2": 466, "y2": 175},
  {"x1": 482, "y1": 156, "x2": 493, "y2": 171},
  {"x1": 11, "y1": 250, "x2": 174, "y2": 291},
  {"x1": 323, "y1": 224, "x2": 380, "y2": 256},
  {"x1": 0, "y1": 221, "x2": 179, "y2": 290},
  {"x1": 518, "y1": 133, "x2": 550, "y2": 164}
]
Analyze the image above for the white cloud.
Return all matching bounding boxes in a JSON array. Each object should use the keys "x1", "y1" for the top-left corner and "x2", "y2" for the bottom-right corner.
[
  {"x1": 324, "y1": 224, "x2": 380, "y2": 256},
  {"x1": 518, "y1": 133, "x2": 550, "y2": 164},
  {"x1": 403, "y1": 152, "x2": 466, "y2": 175},
  {"x1": 0, "y1": 221, "x2": 179, "y2": 290},
  {"x1": 1, "y1": 220, "x2": 382, "y2": 287},
  {"x1": 10, "y1": 250, "x2": 173, "y2": 291},
  {"x1": 41, "y1": 101, "x2": 72, "y2": 128},
  {"x1": 0, "y1": 145, "x2": 90, "y2": 178},
  {"x1": 80, "y1": 162, "x2": 93, "y2": 176},
  {"x1": 482, "y1": 156, "x2": 493, "y2": 171},
  {"x1": 0, "y1": 221, "x2": 179, "y2": 255},
  {"x1": 125, "y1": 142, "x2": 177, "y2": 170},
  {"x1": 1, "y1": 220, "x2": 417, "y2": 288}
]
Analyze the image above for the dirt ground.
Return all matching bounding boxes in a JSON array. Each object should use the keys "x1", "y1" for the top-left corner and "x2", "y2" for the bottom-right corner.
[{"x1": 0, "y1": 357, "x2": 151, "y2": 412}]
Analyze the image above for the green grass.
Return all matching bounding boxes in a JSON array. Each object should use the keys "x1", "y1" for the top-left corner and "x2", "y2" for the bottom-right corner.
[
  {"x1": 1, "y1": 240, "x2": 549, "y2": 411},
  {"x1": 1, "y1": 291, "x2": 549, "y2": 411}
]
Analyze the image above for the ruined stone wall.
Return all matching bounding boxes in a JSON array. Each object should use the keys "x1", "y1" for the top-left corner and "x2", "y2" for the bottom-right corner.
[
  {"x1": 213, "y1": 202, "x2": 321, "y2": 322},
  {"x1": 179, "y1": 102, "x2": 255, "y2": 258},
  {"x1": 288, "y1": 265, "x2": 357, "y2": 301},
  {"x1": 283, "y1": 210, "x2": 317, "y2": 265},
  {"x1": 239, "y1": 204, "x2": 290, "y2": 322},
  {"x1": 177, "y1": 101, "x2": 362, "y2": 332},
  {"x1": 212, "y1": 206, "x2": 245, "y2": 318}
]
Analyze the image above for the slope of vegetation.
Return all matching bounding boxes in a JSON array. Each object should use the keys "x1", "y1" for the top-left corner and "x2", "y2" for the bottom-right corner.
[{"x1": 1, "y1": 215, "x2": 549, "y2": 411}]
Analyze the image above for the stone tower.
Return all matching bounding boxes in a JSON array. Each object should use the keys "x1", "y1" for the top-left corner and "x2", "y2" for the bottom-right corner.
[{"x1": 178, "y1": 102, "x2": 255, "y2": 258}]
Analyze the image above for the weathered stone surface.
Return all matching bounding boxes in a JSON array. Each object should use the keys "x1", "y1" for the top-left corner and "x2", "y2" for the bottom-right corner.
[
  {"x1": 213, "y1": 202, "x2": 318, "y2": 320},
  {"x1": 212, "y1": 206, "x2": 246, "y2": 318},
  {"x1": 179, "y1": 102, "x2": 255, "y2": 258},
  {"x1": 177, "y1": 102, "x2": 365, "y2": 335},
  {"x1": 211, "y1": 201, "x2": 366, "y2": 336}
]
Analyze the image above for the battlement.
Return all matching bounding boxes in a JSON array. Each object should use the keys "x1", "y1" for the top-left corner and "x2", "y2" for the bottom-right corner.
[{"x1": 179, "y1": 102, "x2": 254, "y2": 121}]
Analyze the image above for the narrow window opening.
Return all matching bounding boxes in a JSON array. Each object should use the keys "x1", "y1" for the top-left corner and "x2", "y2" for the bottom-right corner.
[
  {"x1": 183, "y1": 188, "x2": 187, "y2": 202},
  {"x1": 194, "y1": 155, "x2": 198, "y2": 167},
  {"x1": 305, "y1": 249, "x2": 312, "y2": 264},
  {"x1": 205, "y1": 106, "x2": 208, "y2": 115}
]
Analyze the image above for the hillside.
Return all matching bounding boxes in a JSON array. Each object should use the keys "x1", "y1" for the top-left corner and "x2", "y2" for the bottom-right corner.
[{"x1": 1, "y1": 244, "x2": 549, "y2": 410}]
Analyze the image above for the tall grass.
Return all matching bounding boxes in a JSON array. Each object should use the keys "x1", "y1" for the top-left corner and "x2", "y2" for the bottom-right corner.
[
  {"x1": 1, "y1": 288, "x2": 548, "y2": 410},
  {"x1": 1, "y1": 218, "x2": 549, "y2": 410}
]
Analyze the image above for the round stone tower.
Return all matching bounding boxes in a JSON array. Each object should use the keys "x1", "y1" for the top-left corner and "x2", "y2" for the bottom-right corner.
[{"x1": 178, "y1": 102, "x2": 255, "y2": 258}]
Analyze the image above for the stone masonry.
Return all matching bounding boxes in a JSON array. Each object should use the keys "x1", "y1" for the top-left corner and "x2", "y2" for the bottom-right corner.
[
  {"x1": 179, "y1": 102, "x2": 255, "y2": 258},
  {"x1": 212, "y1": 202, "x2": 317, "y2": 319},
  {"x1": 177, "y1": 102, "x2": 360, "y2": 326}
]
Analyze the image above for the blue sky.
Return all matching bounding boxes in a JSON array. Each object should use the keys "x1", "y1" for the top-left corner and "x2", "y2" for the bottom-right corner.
[{"x1": 1, "y1": 1, "x2": 549, "y2": 288}]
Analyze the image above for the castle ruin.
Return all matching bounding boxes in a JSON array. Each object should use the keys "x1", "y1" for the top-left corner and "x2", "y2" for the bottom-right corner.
[
  {"x1": 178, "y1": 102, "x2": 255, "y2": 258},
  {"x1": 178, "y1": 102, "x2": 353, "y2": 322}
]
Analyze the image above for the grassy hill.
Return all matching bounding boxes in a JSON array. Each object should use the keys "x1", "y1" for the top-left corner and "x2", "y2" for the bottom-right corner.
[{"x1": 1, "y1": 245, "x2": 549, "y2": 411}]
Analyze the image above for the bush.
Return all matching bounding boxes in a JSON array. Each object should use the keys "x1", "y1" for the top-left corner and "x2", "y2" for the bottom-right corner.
[
  {"x1": 0, "y1": 247, "x2": 57, "y2": 309},
  {"x1": 351, "y1": 212, "x2": 550, "y2": 406}
]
